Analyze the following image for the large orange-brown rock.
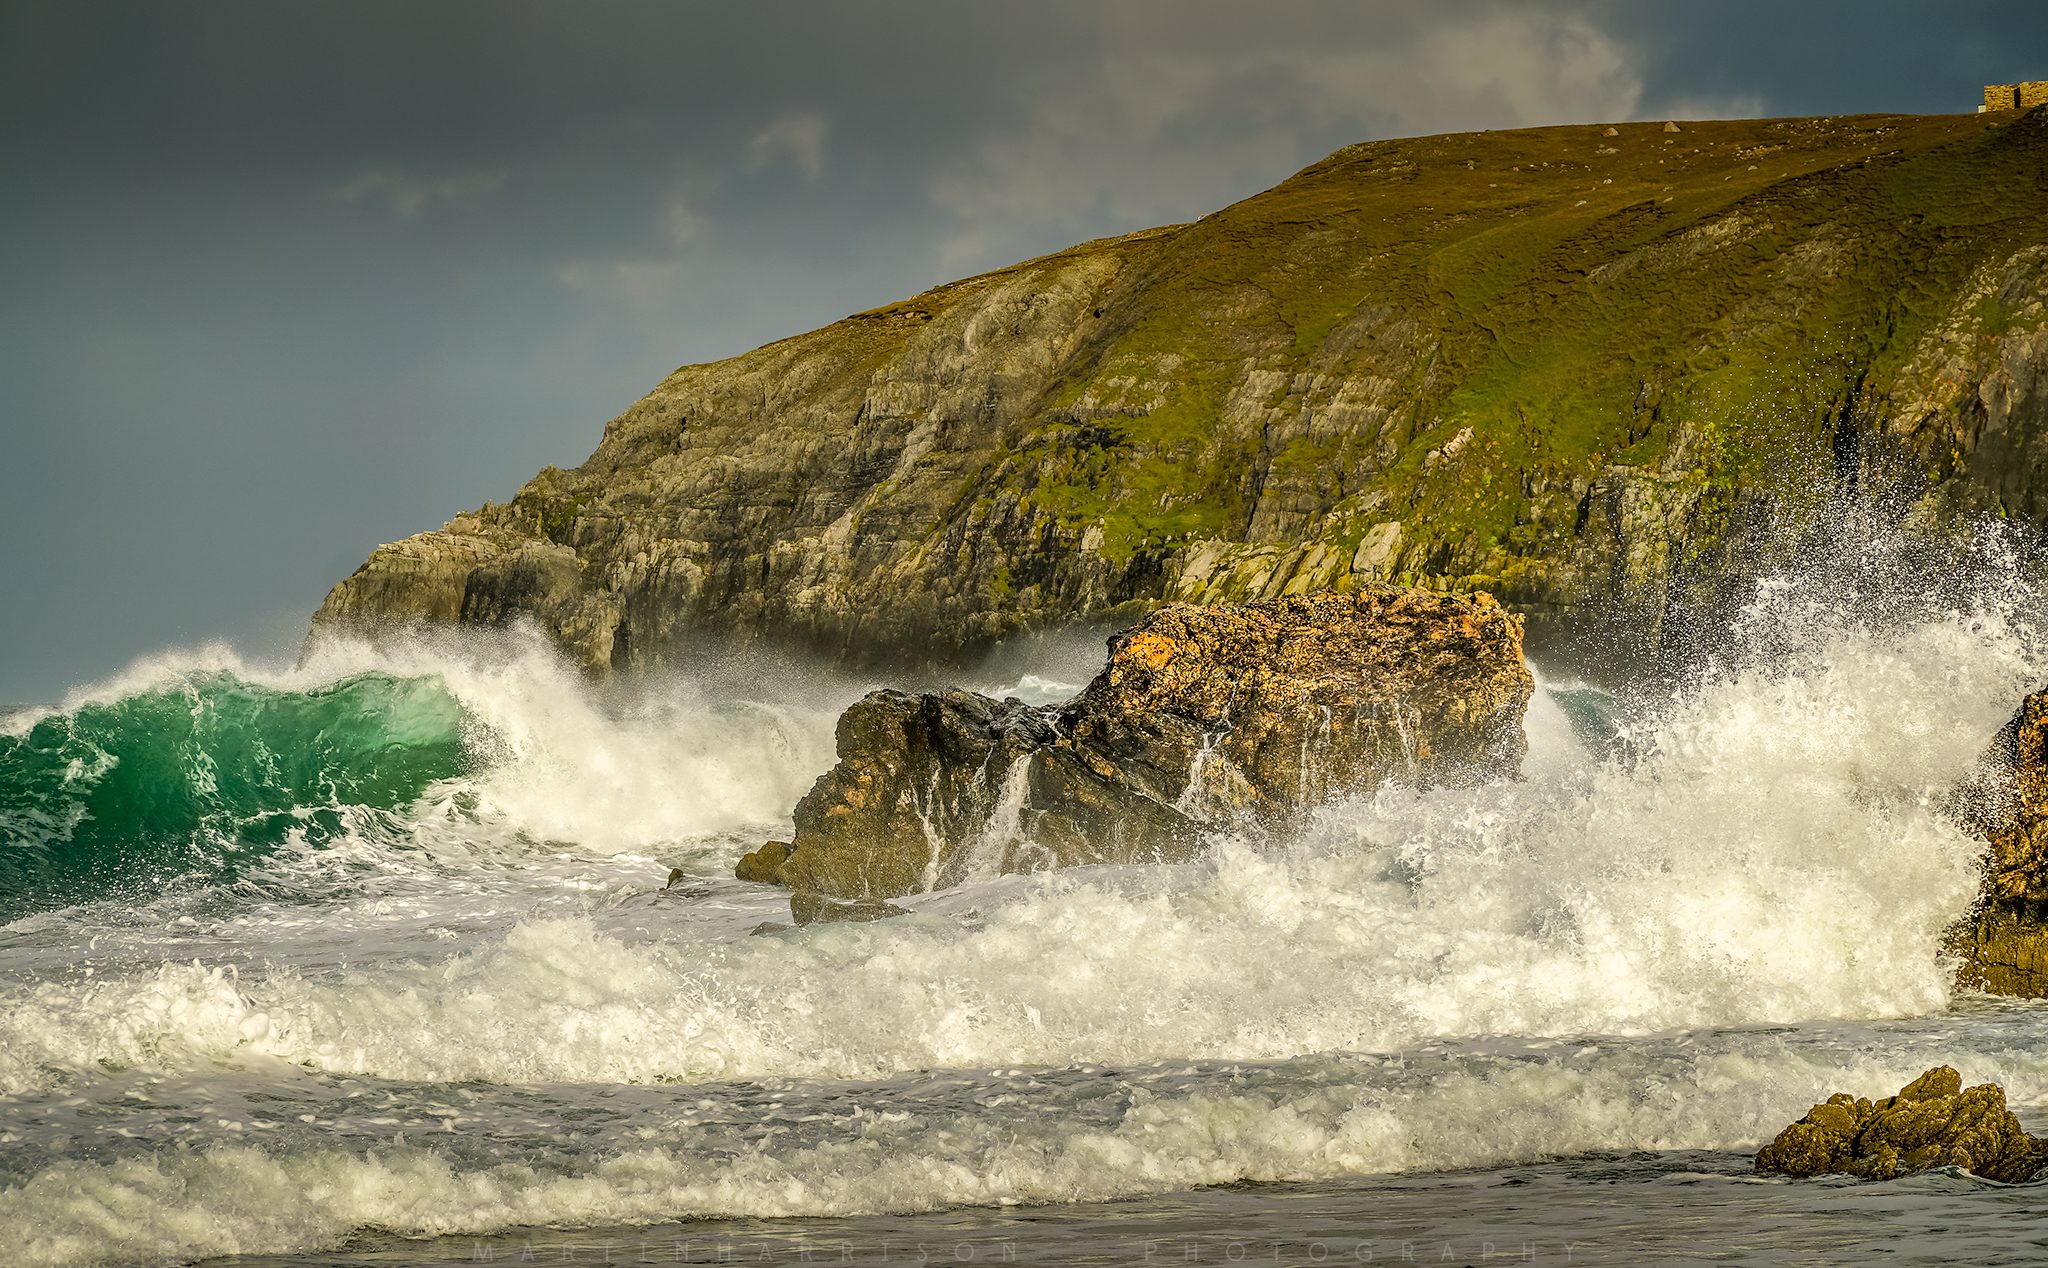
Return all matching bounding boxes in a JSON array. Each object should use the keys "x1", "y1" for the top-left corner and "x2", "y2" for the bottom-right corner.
[
  {"x1": 1063, "y1": 587, "x2": 1535, "y2": 812},
  {"x1": 748, "y1": 586, "x2": 1533, "y2": 911}
]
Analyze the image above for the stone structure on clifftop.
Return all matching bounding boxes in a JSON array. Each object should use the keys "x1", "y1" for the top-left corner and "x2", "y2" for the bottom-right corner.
[
  {"x1": 736, "y1": 587, "x2": 1533, "y2": 913},
  {"x1": 1982, "y1": 82, "x2": 2048, "y2": 112}
]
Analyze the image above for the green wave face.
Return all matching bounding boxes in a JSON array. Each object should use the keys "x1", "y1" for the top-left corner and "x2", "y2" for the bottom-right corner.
[{"x1": 0, "y1": 672, "x2": 471, "y2": 920}]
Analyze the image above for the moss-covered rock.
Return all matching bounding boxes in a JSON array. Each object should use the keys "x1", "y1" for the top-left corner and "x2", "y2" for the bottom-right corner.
[{"x1": 1757, "y1": 1066, "x2": 2048, "y2": 1183}]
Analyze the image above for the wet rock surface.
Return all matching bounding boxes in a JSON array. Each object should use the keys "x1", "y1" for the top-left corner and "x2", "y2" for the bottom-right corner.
[
  {"x1": 1756, "y1": 1066, "x2": 2048, "y2": 1183},
  {"x1": 1972, "y1": 689, "x2": 2048, "y2": 906},
  {"x1": 749, "y1": 587, "x2": 1533, "y2": 903},
  {"x1": 788, "y1": 893, "x2": 913, "y2": 926},
  {"x1": 1951, "y1": 688, "x2": 2048, "y2": 995}
]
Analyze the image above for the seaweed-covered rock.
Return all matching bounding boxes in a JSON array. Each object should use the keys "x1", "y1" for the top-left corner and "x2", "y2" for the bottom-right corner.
[
  {"x1": 1971, "y1": 690, "x2": 2048, "y2": 906},
  {"x1": 1950, "y1": 688, "x2": 2048, "y2": 995},
  {"x1": 1756, "y1": 1066, "x2": 2048, "y2": 1183},
  {"x1": 747, "y1": 586, "x2": 1532, "y2": 903}
]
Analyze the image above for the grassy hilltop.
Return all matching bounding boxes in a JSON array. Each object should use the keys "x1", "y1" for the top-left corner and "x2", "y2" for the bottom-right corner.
[{"x1": 315, "y1": 109, "x2": 2048, "y2": 672}]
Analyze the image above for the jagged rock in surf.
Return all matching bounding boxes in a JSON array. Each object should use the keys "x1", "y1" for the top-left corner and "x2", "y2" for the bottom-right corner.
[
  {"x1": 1950, "y1": 687, "x2": 2048, "y2": 995},
  {"x1": 1756, "y1": 1066, "x2": 2048, "y2": 1183},
  {"x1": 734, "y1": 840, "x2": 790, "y2": 885},
  {"x1": 772, "y1": 689, "x2": 1072, "y2": 900},
  {"x1": 748, "y1": 586, "x2": 1534, "y2": 907},
  {"x1": 1062, "y1": 587, "x2": 1533, "y2": 807}
]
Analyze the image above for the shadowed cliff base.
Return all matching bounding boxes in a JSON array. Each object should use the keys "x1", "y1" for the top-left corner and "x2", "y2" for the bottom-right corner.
[{"x1": 312, "y1": 110, "x2": 2048, "y2": 684}]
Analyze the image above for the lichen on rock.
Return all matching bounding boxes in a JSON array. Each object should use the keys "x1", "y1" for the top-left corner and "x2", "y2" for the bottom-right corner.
[{"x1": 1756, "y1": 1066, "x2": 2048, "y2": 1183}]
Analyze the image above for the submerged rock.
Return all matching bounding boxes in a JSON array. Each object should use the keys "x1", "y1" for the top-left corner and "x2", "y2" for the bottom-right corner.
[
  {"x1": 788, "y1": 893, "x2": 912, "y2": 925},
  {"x1": 745, "y1": 586, "x2": 1533, "y2": 904},
  {"x1": 1756, "y1": 1066, "x2": 2048, "y2": 1183},
  {"x1": 1950, "y1": 688, "x2": 2048, "y2": 995}
]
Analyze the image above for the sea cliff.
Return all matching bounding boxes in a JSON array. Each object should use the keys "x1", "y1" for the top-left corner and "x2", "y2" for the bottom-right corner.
[{"x1": 313, "y1": 110, "x2": 2048, "y2": 672}]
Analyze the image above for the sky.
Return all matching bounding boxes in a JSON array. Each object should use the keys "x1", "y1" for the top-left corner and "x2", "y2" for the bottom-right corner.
[{"x1": 3, "y1": 0, "x2": 2045, "y2": 702}]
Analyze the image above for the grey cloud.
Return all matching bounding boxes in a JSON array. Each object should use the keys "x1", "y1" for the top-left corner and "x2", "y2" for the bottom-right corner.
[
  {"x1": 324, "y1": 167, "x2": 511, "y2": 218},
  {"x1": 4, "y1": 0, "x2": 2047, "y2": 701},
  {"x1": 925, "y1": 4, "x2": 1678, "y2": 276},
  {"x1": 750, "y1": 112, "x2": 829, "y2": 181}
]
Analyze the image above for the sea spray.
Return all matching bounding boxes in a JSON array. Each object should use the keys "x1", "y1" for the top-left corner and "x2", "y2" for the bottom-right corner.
[
  {"x1": 0, "y1": 630, "x2": 850, "y2": 927},
  {"x1": 0, "y1": 598, "x2": 2033, "y2": 1093},
  {"x1": 3, "y1": 534, "x2": 2048, "y2": 1266}
]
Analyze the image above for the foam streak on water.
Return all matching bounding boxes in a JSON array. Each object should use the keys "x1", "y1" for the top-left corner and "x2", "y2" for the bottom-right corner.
[{"x1": 1, "y1": 555, "x2": 2047, "y2": 1266}]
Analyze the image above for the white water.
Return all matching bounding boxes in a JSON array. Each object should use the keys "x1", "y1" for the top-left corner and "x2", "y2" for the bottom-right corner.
[{"x1": 3, "y1": 567, "x2": 2048, "y2": 1266}]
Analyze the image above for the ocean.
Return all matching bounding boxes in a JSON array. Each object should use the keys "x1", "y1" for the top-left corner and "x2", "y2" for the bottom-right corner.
[{"x1": 6, "y1": 547, "x2": 2048, "y2": 1266}]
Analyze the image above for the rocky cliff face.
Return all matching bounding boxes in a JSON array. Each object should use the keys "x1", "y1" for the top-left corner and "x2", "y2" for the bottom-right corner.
[{"x1": 312, "y1": 111, "x2": 2048, "y2": 673}]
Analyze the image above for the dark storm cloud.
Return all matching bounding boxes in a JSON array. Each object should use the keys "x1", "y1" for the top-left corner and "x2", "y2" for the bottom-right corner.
[{"x1": 3, "y1": 1, "x2": 2045, "y2": 700}]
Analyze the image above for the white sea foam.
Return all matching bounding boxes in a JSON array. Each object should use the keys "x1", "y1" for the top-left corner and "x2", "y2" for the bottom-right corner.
[
  {"x1": 0, "y1": 601, "x2": 2035, "y2": 1095},
  {"x1": 9, "y1": 1029, "x2": 2048, "y2": 1268},
  {"x1": 5, "y1": 541, "x2": 2048, "y2": 1266},
  {"x1": 982, "y1": 672, "x2": 1085, "y2": 705}
]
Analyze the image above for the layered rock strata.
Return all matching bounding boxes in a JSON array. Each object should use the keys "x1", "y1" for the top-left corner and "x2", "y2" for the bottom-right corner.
[{"x1": 313, "y1": 112, "x2": 2048, "y2": 677}]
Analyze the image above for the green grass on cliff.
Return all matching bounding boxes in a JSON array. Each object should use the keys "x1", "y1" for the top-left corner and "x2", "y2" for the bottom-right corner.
[
  {"x1": 470, "y1": 108, "x2": 2048, "y2": 658},
  {"x1": 997, "y1": 111, "x2": 2048, "y2": 577}
]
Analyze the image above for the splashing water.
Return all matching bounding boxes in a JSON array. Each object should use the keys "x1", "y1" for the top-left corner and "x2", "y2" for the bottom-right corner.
[
  {"x1": 2, "y1": 537, "x2": 2047, "y2": 1267},
  {"x1": 0, "y1": 669, "x2": 470, "y2": 921}
]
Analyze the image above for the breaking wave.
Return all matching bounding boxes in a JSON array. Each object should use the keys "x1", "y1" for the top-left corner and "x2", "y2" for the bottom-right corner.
[
  {"x1": 0, "y1": 669, "x2": 469, "y2": 921},
  {"x1": 0, "y1": 632, "x2": 847, "y2": 924},
  {"x1": 2, "y1": 528, "x2": 2046, "y2": 1266}
]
